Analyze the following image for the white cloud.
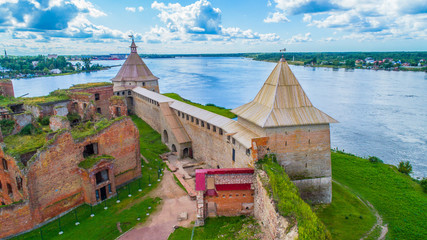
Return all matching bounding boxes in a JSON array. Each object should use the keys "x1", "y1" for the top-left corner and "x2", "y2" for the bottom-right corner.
[
  {"x1": 148, "y1": 0, "x2": 280, "y2": 44},
  {"x1": 266, "y1": 0, "x2": 427, "y2": 40},
  {"x1": 125, "y1": 7, "x2": 136, "y2": 12},
  {"x1": 264, "y1": 12, "x2": 289, "y2": 23},
  {"x1": 138, "y1": 6, "x2": 144, "y2": 12},
  {"x1": 285, "y1": 32, "x2": 312, "y2": 44},
  {"x1": 151, "y1": 0, "x2": 222, "y2": 34}
]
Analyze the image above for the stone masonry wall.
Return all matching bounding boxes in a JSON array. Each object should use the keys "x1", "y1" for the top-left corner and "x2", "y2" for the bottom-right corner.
[
  {"x1": 176, "y1": 110, "x2": 252, "y2": 168},
  {"x1": 265, "y1": 124, "x2": 332, "y2": 203},
  {"x1": 134, "y1": 95, "x2": 162, "y2": 133},
  {"x1": 254, "y1": 170, "x2": 298, "y2": 240}
]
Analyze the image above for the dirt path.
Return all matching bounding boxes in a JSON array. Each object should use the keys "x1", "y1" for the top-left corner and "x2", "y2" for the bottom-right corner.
[
  {"x1": 118, "y1": 169, "x2": 196, "y2": 240},
  {"x1": 332, "y1": 180, "x2": 388, "y2": 240}
]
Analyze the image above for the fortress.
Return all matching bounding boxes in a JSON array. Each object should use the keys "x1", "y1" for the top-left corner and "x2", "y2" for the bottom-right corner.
[
  {"x1": 0, "y1": 39, "x2": 336, "y2": 238},
  {"x1": 114, "y1": 39, "x2": 337, "y2": 203}
]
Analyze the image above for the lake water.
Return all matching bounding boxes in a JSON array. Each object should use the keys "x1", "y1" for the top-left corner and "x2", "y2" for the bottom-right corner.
[{"x1": 12, "y1": 57, "x2": 427, "y2": 178}]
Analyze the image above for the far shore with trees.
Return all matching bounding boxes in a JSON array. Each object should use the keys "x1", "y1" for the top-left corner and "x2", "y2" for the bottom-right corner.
[{"x1": 0, "y1": 55, "x2": 108, "y2": 79}]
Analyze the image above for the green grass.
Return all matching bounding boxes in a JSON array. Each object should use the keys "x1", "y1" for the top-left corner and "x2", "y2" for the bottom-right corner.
[
  {"x1": 258, "y1": 154, "x2": 331, "y2": 240},
  {"x1": 163, "y1": 93, "x2": 237, "y2": 119},
  {"x1": 3, "y1": 132, "x2": 47, "y2": 157},
  {"x1": 70, "y1": 116, "x2": 126, "y2": 140},
  {"x1": 173, "y1": 174, "x2": 187, "y2": 193},
  {"x1": 130, "y1": 114, "x2": 169, "y2": 161},
  {"x1": 78, "y1": 155, "x2": 114, "y2": 169},
  {"x1": 69, "y1": 82, "x2": 113, "y2": 90},
  {"x1": 331, "y1": 151, "x2": 427, "y2": 240},
  {"x1": 314, "y1": 182, "x2": 376, "y2": 240},
  {"x1": 168, "y1": 216, "x2": 261, "y2": 240}
]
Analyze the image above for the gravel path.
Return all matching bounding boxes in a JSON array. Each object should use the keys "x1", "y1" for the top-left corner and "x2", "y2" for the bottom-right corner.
[{"x1": 118, "y1": 169, "x2": 196, "y2": 240}]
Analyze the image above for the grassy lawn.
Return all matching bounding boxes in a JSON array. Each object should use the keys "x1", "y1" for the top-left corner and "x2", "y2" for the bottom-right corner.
[
  {"x1": 12, "y1": 115, "x2": 169, "y2": 240},
  {"x1": 130, "y1": 114, "x2": 170, "y2": 161},
  {"x1": 331, "y1": 151, "x2": 427, "y2": 240},
  {"x1": 314, "y1": 182, "x2": 376, "y2": 240},
  {"x1": 163, "y1": 93, "x2": 236, "y2": 119},
  {"x1": 168, "y1": 216, "x2": 261, "y2": 240}
]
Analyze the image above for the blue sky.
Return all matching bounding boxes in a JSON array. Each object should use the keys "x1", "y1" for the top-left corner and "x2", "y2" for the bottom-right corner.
[{"x1": 0, "y1": 0, "x2": 426, "y2": 55}]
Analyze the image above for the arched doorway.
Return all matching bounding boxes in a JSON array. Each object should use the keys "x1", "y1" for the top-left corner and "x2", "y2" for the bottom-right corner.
[
  {"x1": 163, "y1": 130, "x2": 169, "y2": 143},
  {"x1": 183, "y1": 148, "x2": 189, "y2": 158},
  {"x1": 171, "y1": 144, "x2": 177, "y2": 152}
]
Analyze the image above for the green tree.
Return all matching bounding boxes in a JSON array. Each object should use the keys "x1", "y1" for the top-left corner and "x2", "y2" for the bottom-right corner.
[
  {"x1": 82, "y1": 57, "x2": 91, "y2": 70},
  {"x1": 420, "y1": 178, "x2": 427, "y2": 192},
  {"x1": 397, "y1": 161, "x2": 412, "y2": 175}
]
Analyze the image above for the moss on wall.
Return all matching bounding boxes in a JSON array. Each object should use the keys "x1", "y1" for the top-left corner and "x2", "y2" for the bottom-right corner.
[{"x1": 257, "y1": 154, "x2": 331, "y2": 240}]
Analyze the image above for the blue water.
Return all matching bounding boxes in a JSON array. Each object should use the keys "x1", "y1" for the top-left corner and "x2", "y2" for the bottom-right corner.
[{"x1": 12, "y1": 57, "x2": 427, "y2": 178}]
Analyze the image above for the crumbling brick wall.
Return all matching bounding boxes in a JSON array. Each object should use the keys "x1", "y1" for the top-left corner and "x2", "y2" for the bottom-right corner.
[
  {"x1": 69, "y1": 85, "x2": 114, "y2": 119},
  {"x1": 0, "y1": 80, "x2": 14, "y2": 97},
  {"x1": 0, "y1": 201, "x2": 33, "y2": 238}
]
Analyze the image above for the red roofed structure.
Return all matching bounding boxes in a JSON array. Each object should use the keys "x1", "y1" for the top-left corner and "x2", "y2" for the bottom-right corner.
[{"x1": 195, "y1": 168, "x2": 254, "y2": 226}]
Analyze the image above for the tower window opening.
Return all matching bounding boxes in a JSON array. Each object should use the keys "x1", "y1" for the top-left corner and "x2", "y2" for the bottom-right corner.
[
  {"x1": 83, "y1": 143, "x2": 98, "y2": 158},
  {"x1": 219, "y1": 129, "x2": 223, "y2": 135},
  {"x1": 16, "y1": 176, "x2": 22, "y2": 190},
  {"x1": 94, "y1": 93, "x2": 100, "y2": 101},
  {"x1": 7, "y1": 183, "x2": 12, "y2": 196},
  {"x1": 213, "y1": 126, "x2": 216, "y2": 132},
  {"x1": 95, "y1": 169, "x2": 109, "y2": 185},
  {"x1": 207, "y1": 123, "x2": 210, "y2": 130},
  {"x1": 2, "y1": 159, "x2": 8, "y2": 171}
]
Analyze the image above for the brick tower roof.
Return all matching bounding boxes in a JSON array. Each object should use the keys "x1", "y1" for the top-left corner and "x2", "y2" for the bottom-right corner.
[
  {"x1": 232, "y1": 57, "x2": 337, "y2": 127},
  {"x1": 111, "y1": 39, "x2": 159, "y2": 82}
]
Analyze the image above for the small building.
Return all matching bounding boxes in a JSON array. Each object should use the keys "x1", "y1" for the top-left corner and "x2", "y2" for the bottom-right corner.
[
  {"x1": 195, "y1": 168, "x2": 254, "y2": 226},
  {"x1": 50, "y1": 69, "x2": 61, "y2": 74}
]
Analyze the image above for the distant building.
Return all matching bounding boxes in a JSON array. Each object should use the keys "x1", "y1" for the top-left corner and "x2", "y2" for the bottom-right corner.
[
  {"x1": 31, "y1": 61, "x2": 39, "y2": 68},
  {"x1": 49, "y1": 69, "x2": 62, "y2": 74},
  {"x1": 47, "y1": 54, "x2": 58, "y2": 59}
]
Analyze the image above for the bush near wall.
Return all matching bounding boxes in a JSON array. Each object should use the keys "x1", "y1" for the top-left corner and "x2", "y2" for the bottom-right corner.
[{"x1": 257, "y1": 154, "x2": 331, "y2": 240}]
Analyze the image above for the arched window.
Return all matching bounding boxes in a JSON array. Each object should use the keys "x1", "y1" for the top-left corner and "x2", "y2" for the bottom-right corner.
[
  {"x1": 183, "y1": 148, "x2": 189, "y2": 158},
  {"x1": 171, "y1": 144, "x2": 177, "y2": 152},
  {"x1": 163, "y1": 130, "x2": 169, "y2": 143}
]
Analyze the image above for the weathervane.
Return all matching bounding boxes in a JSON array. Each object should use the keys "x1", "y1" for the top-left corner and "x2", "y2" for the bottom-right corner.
[
  {"x1": 128, "y1": 34, "x2": 134, "y2": 42},
  {"x1": 280, "y1": 48, "x2": 286, "y2": 61}
]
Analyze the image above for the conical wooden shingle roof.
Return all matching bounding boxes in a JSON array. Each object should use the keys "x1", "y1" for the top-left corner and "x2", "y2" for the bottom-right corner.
[
  {"x1": 112, "y1": 40, "x2": 159, "y2": 82},
  {"x1": 232, "y1": 58, "x2": 337, "y2": 127}
]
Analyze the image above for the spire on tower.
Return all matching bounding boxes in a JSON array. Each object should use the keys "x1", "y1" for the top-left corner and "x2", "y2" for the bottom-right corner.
[
  {"x1": 4, "y1": 49, "x2": 7, "y2": 58},
  {"x1": 279, "y1": 48, "x2": 286, "y2": 62},
  {"x1": 128, "y1": 35, "x2": 137, "y2": 53}
]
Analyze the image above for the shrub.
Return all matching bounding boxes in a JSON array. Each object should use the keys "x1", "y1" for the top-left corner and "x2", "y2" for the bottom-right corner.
[
  {"x1": 397, "y1": 161, "x2": 412, "y2": 175},
  {"x1": 368, "y1": 156, "x2": 383, "y2": 163},
  {"x1": 420, "y1": 178, "x2": 427, "y2": 192},
  {"x1": 38, "y1": 116, "x2": 50, "y2": 126},
  {"x1": 0, "y1": 119, "x2": 15, "y2": 135},
  {"x1": 19, "y1": 124, "x2": 42, "y2": 135}
]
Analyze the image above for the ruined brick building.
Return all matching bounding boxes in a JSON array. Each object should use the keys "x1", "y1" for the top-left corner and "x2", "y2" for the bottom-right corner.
[
  {"x1": 0, "y1": 83, "x2": 141, "y2": 238},
  {"x1": 114, "y1": 39, "x2": 337, "y2": 206}
]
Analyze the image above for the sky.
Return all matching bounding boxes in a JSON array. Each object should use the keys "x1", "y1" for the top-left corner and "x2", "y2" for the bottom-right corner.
[{"x1": 0, "y1": 0, "x2": 426, "y2": 55}]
